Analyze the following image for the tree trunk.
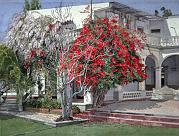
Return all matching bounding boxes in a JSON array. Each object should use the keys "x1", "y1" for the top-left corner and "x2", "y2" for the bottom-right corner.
[
  {"x1": 57, "y1": 73, "x2": 73, "y2": 120},
  {"x1": 18, "y1": 97, "x2": 23, "y2": 112},
  {"x1": 93, "y1": 89, "x2": 108, "y2": 107},
  {"x1": 59, "y1": 85, "x2": 73, "y2": 120},
  {"x1": 17, "y1": 88, "x2": 23, "y2": 112}
]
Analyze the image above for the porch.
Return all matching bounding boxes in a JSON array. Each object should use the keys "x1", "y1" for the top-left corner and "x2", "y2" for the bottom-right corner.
[{"x1": 98, "y1": 99, "x2": 179, "y2": 117}]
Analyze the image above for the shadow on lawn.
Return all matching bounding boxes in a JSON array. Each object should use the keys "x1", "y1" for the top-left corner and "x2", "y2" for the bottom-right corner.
[{"x1": 0, "y1": 113, "x2": 16, "y2": 120}]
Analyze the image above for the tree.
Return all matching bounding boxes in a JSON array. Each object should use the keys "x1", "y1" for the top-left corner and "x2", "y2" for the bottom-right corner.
[
  {"x1": 24, "y1": 0, "x2": 41, "y2": 11},
  {"x1": 154, "y1": 7, "x2": 173, "y2": 18},
  {"x1": 31, "y1": 0, "x2": 41, "y2": 10},
  {"x1": 155, "y1": 10, "x2": 159, "y2": 16},
  {"x1": 24, "y1": 0, "x2": 30, "y2": 11},
  {"x1": 160, "y1": 6, "x2": 172, "y2": 17},
  {"x1": 0, "y1": 44, "x2": 34, "y2": 111},
  {"x1": 7, "y1": 12, "x2": 146, "y2": 118},
  {"x1": 6, "y1": 8, "x2": 78, "y2": 118},
  {"x1": 61, "y1": 18, "x2": 147, "y2": 107}
]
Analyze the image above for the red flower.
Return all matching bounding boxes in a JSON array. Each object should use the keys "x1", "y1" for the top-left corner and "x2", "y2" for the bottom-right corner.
[
  {"x1": 24, "y1": 62, "x2": 29, "y2": 70},
  {"x1": 118, "y1": 50, "x2": 123, "y2": 56},
  {"x1": 98, "y1": 72, "x2": 105, "y2": 78},
  {"x1": 97, "y1": 42, "x2": 104, "y2": 49},
  {"x1": 113, "y1": 69, "x2": 118, "y2": 73},
  {"x1": 111, "y1": 57, "x2": 116, "y2": 64},
  {"x1": 82, "y1": 26, "x2": 90, "y2": 34},
  {"x1": 96, "y1": 59, "x2": 105, "y2": 66},
  {"x1": 40, "y1": 51, "x2": 45, "y2": 57},
  {"x1": 48, "y1": 24, "x2": 54, "y2": 30},
  {"x1": 58, "y1": 17, "x2": 147, "y2": 89},
  {"x1": 75, "y1": 50, "x2": 81, "y2": 56},
  {"x1": 30, "y1": 50, "x2": 36, "y2": 58}
]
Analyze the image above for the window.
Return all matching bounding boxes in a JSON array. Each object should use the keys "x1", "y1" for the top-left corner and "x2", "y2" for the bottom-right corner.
[{"x1": 151, "y1": 29, "x2": 160, "y2": 33}]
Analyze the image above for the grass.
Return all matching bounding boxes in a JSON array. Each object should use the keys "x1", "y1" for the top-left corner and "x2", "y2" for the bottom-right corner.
[{"x1": 1, "y1": 114, "x2": 179, "y2": 136}]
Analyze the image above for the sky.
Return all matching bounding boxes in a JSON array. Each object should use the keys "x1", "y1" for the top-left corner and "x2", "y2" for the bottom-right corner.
[{"x1": 0, "y1": 0, "x2": 179, "y2": 40}]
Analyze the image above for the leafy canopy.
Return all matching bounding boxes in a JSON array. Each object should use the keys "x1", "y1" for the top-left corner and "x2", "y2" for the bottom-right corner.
[
  {"x1": 0, "y1": 44, "x2": 34, "y2": 91},
  {"x1": 60, "y1": 18, "x2": 147, "y2": 90}
]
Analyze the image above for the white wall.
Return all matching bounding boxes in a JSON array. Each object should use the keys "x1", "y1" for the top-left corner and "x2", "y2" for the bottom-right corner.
[
  {"x1": 136, "y1": 19, "x2": 150, "y2": 34},
  {"x1": 149, "y1": 16, "x2": 179, "y2": 37},
  {"x1": 104, "y1": 82, "x2": 139, "y2": 101},
  {"x1": 166, "y1": 16, "x2": 179, "y2": 36},
  {"x1": 149, "y1": 19, "x2": 170, "y2": 37},
  {"x1": 30, "y1": 3, "x2": 109, "y2": 29}
]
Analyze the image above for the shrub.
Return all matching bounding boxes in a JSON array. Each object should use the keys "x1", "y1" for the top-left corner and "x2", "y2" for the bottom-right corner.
[
  {"x1": 51, "y1": 100, "x2": 61, "y2": 109},
  {"x1": 72, "y1": 105, "x2": 80, "y2": 115},
  {"x1": 24, "y1": 98, "x2": 61, "y2": 109}
]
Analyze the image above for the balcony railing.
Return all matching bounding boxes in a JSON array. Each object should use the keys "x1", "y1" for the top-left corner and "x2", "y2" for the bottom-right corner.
[
  {"x1": 72, "y1": 29, "x2": 179, "y2": 47},
  {"x1": 146, "y1": 34, "x2": 179, "y2": 47},
  {"x1": 63, "y1": 29, "x2": 179, "y2": 48}
]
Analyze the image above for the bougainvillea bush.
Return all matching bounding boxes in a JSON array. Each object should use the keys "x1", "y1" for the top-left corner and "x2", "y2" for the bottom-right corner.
[
  {"x1": 6, "y1": 11, "x2": 77, "y2": 117},
  {"x1": 60, "y1": 17, "x2": 147, "y2": 106}
]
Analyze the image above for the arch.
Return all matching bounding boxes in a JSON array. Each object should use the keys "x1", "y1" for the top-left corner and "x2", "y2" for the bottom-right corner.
[
  {"x1": 145, "y1": 55, "x2": 156, "y2": 90},
  {"x1": 161, "y1": 53, "x2": 179, "y2": 65},
  {"x1": 161, "y1": 55, "x2": 179, "y2": 89},
  {"x1": 145, "y1": 54, "x2": 159, "y2": 67}
]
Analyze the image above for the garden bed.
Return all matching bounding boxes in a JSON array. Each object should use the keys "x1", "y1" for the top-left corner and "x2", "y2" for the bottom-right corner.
[
  {"x1": 24, "y1": 107, "x2": 62, "y2": 114},
  {"x1": 0, "y1": 111, "x2": 88, "y2": 127}
]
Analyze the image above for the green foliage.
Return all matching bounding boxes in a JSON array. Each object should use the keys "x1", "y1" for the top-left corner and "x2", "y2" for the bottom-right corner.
[
  {"x1": 24, "y1": 0, "x2": 30, "y2": 11},
  {"x1": 24, "y1": 0, "x2": 41, "y2": 11},
  {"x1": 0, "y1": 44, "x2": 34, "y2": 102},
  {"x1": 24, "y1": 91, "x2": 61, "y2": 109},
  {"x1": 31, "y1": 0, "x2": 41, "y2": 10},
  {"x1": 163, "y1": 9, "x2": 172, "y2": 17},
  {"x1": 160, "y1": 6, "x2": 173, "y2": 17},
  {"x1": 155, "y1": 10, "x2": 159, "y2": 16},
  {"x1": 72, "y1": 105, "x2": 80, "y2": 115},
  {"x1": 0, "y1": 44, "x2": 18, "y2": 82},
  {"x1": 24, "y1": 98, "x2": 61, "y2": 109},
  {"x1": 24, "y1": 98, "x2": 42, "y2": 108},
  {"x1": 155, "y1": 6, "x2": 173, "y2": 18}
]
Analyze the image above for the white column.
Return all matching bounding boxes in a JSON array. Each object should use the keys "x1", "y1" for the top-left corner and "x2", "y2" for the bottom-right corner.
[
  {"x1": 84, "y1": 87, "x2": 93, "y2": 104},
  {"x1": 155, "y1": 67, "x2": 161, "y2": 89},
  {"x1": 139, "y1": 81, "x2": 145, "y2": 91},
  {"x1": 40, "y1": 72, "x2": 45, "y2": 94}
]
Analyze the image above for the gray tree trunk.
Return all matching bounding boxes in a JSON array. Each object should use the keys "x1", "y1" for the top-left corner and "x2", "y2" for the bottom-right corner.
[
  {"x1": 17, "y1": 88, "x2": 23, "y2": 112},
  {"x1": 93, "y1": 89, "x2": 108, "y2": 107},
  {"x1": 59, "y1": 85, "x2": 73, "y2": 119}
]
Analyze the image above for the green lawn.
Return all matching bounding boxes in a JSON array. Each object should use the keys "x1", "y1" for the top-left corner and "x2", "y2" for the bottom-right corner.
[{"x1": 1, "y1": 114, "x2": 179, "y2": 136}]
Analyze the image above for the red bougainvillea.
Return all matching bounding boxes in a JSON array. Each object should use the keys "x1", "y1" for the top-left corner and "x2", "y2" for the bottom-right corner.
[
  {"x1": 23, "y1": 48, "x2": 47, "y2": 69},
  {"x1": 60, "y1": 18, "x2": 147, "y2": 89},
  {"x1": 23, "y1": 17, "x2": 147, "y2": 91}
]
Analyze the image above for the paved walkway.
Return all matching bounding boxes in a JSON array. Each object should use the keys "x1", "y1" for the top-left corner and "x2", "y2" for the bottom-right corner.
[
  {"x1": 97, "y1": 100, "x2": 179, "y2": 117},
  {"x1": 0, "y1": 111, "x2": 88, "y2": 127}
]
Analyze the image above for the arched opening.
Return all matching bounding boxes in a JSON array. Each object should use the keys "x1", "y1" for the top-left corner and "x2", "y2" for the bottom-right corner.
[
  {"x1": 145, "y1": 56, "x2": 156, "y2": 90},
  {"x1": 161, "y1": 55, "x2": 179, "y2": 89}
]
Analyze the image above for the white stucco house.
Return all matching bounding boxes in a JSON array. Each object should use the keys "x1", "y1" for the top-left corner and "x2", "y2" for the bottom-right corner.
[{"x1": 1, "y1": 1, "x2": 179, "y2": 110}]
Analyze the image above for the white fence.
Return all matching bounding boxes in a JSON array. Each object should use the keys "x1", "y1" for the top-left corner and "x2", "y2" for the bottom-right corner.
[
  {"x1": 105, "y1": 89, "x2": 153, "y2": 101},
  {"x1": 119, "y1": 90, "x2": 153, "y2": 101}
]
